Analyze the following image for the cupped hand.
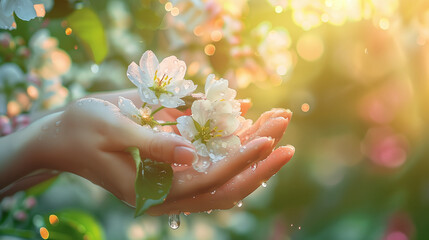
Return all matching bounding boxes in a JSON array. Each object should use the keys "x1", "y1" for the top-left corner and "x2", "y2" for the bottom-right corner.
[{"x1": 88, "y1": 89, "x2": 295, "y2": 215}]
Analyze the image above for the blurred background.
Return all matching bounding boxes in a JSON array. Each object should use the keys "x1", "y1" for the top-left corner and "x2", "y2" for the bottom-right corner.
[{"x1": 1, "y1": 0, "x2": 429, "y2": 239}]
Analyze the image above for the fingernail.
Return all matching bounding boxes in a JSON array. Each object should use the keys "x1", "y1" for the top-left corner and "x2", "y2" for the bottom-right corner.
[{"x1": 174, "y1": 146, "x2": 198, "y2": 165}]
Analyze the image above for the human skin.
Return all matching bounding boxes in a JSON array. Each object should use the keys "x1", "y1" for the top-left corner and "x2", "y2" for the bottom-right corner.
[{"x1": 0, "y1": 90, "x2": 294, "y2": 215}]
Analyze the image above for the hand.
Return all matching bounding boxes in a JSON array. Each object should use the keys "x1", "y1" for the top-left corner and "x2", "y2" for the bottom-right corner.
[
  {"x1": 146, "y1": 108, "x2": 294, "y2": 215},
  {"x1": 82, "y1": 89, "x2": 295, "y2": 215},
  {"x1": 0, "y1": 97, "x2": 198, "y2": 203}
]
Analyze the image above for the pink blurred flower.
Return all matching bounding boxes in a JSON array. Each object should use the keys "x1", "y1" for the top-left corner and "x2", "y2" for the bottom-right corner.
[{"x1": 361, "y1": 126, "x2": 409, "y2": 168}]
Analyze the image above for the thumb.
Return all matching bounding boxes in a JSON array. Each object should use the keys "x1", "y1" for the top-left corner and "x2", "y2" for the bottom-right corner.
[{"x1": 123, "y1": 126, "x2": 197, "y2": 165}]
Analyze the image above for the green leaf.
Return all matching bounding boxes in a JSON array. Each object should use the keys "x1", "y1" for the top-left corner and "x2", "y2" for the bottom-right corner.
[
  {"x1": 193, "y1": 119, "x2": 202, "y2": 133},
  {"x1": 126, "y1": 147, "x2": 173, "y2": 217},
  {"x1": 66, "y1": 8, "x2": 108, "y2": 64},
  {"x1": 43, "y1": 210, "x2": 104, "y2": 240},
  {"x1": 26, "y1": 176, "x2": 58, "y2": 197}
]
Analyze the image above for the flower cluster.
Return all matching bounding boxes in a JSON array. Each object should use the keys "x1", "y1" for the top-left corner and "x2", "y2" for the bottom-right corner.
[{"x1": 119, "y1": 51, "x2": 244, "y2": 171}]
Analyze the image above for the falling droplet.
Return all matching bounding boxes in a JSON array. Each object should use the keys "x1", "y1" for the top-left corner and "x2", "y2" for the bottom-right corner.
[
  {"x1": 211, "y1": 190, "x2": 216, "y2": 195},
  {"x1": 184, "y1": 212, "x2": 191, "y2": 216},
  {"x1": 168, "y1": 214, "x2": 180, "y2": 230},
  {"x1": 250, "y1": 163, "x2": 257, "y2": 172},
  {"x1": 236, "y1": 200, "x2": 243, "y2": 208},
  {"x1": 261, "y1": 182, "x2": 267, "y2": 188},
  {"x1": 55, "y1": 121, "x2": 61, "y2": 126},
  {"x1": 206, "y1": 209, "x2": 212, "y2": 214}
]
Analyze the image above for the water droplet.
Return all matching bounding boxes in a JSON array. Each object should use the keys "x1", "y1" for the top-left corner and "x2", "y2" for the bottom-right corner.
[
  {"x1": 236, "y1": 200, "x2": 243, "y2": 208},
  {"x1": 291, "y1": 224, "x2": 294, "y2": 227},
  {"x1": 41, "y1": 125, "x2": 48, "y2": 131},
  {"x1": 193, "y1": 158, "x2": 211, "y2": 172},
  {"x1": 250, "y1": 163, "x2": 257, "y2": 172},
  {"x1": 298, "y1": 226, "x2": 301, "y2": 230},
  {"x1": 239, "y1": 146, "x2": 246, "y2": 153},
  {"x1": 206, "y1": 209, "x2": 212, "y2": 214},
  {"x1": 184, "y1": 212, "x2": 191, "y2": 216},
  {"x1": 168, "y1": 214, "x2": 180, "y2": 230},
  {"x1": 87, "y1": 99, "x2": 92, "y2": 103},
  {"x1": 261, "y1": 182, "x2": 267, "y2": 188},
  {"x1": 55, "y1": 121, "x2": 61, "y2": 126},
  {"x1": 211, "y1": 190, "x2": 216, "y2": 195}
]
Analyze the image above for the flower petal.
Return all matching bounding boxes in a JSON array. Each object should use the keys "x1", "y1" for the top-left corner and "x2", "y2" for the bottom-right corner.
[
  {"x1": 126, "y1": 62, "x2": 143, "y2": 86},
  {"x1": 191, "y1": 100, "x2": 212, "y2": 126},
  {"x1": 166, "y1": 79, "x2": 197, "y2": 97},
  {"x1": 14, "y1": 0, "x2": 37, "y2": 21},
  {"x1": 0, "y1": 11, "x2": 15, "y2": 30},
  {"x1": 207, "y1": 135, "x2": 241, "y2": 162},
  {"x1": 138, "y1": 86, "x2": 158, "y2": 105},
  {"x1": 159, "y1": 93, "x2": 184, "y2": 108},
  {"x1": 177, "y1": 116, "x2": 197, "y2": 141},
  {"x1": 211, "y1": 113, "x2": 240, "y2": 136},
  {"x1": 1, "y1": 0, "x2": 15, "y2": 16},
  {"x1": 157, "y1": 56, "x2": 187, "y2": 81},
  {"x1": 118, "y1": 96, "x2": 142, "y2": 125},
  {"x1": 205, "y1": 76, "x2": 235, "y2": 102},
  {"x1": 139, "y1": 50, "x2": 159, "y2": 81},
  {"x1": 193, "y1": 139, "x2": 210, "y2": 157}
]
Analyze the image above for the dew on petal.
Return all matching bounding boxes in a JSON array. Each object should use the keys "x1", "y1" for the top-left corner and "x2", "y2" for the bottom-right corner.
[
  {"x1": 261, "y1": 182, "x2": 267, "y2": 188},
  {"x1": 206, "y1": 209, "x2": 212, "y2": 214},
  {"x1": 236, "y1": 200, "x2": 243, "y2": 208}
]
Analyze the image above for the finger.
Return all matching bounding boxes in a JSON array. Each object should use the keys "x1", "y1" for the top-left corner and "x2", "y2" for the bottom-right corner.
[
  {"x1": 87, "y1": 89, "x2": 142, "y2": 107},
  {"x1": 147, "y1": 145, "x2": 295, "y2": 215},
  {"x1": 167, "y1": 137, "x2": 275, "y2": 199},
  {"x1": 239, "y1": 108, "x2": 292, "y2": 143},
  {"x1": 241, "y1": 117, "x2": 289, "y2": 146},
  {"x1": 84, "y1": 99, "x2": 198, "y2": 165},
  {"x1": 239, "y1": 99, "x2": 252, "y2": 116},
  {"x1": 122, "y1": 128, "x2": 198, "y2": 165}
]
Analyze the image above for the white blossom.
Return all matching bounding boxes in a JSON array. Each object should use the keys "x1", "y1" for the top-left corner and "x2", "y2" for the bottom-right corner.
[
  {"x1": 127, "y1": 50, "x2": 197, "y2": 108},
  {"x1": 177, "y1": 75, "x2": 242, "y2": 162},
  {"x1": 0, "y1": 0, "x2": 38, "y2": 30},
  {"x1": 118, "y1": 96, "x2": 153, "y2": 126}
]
